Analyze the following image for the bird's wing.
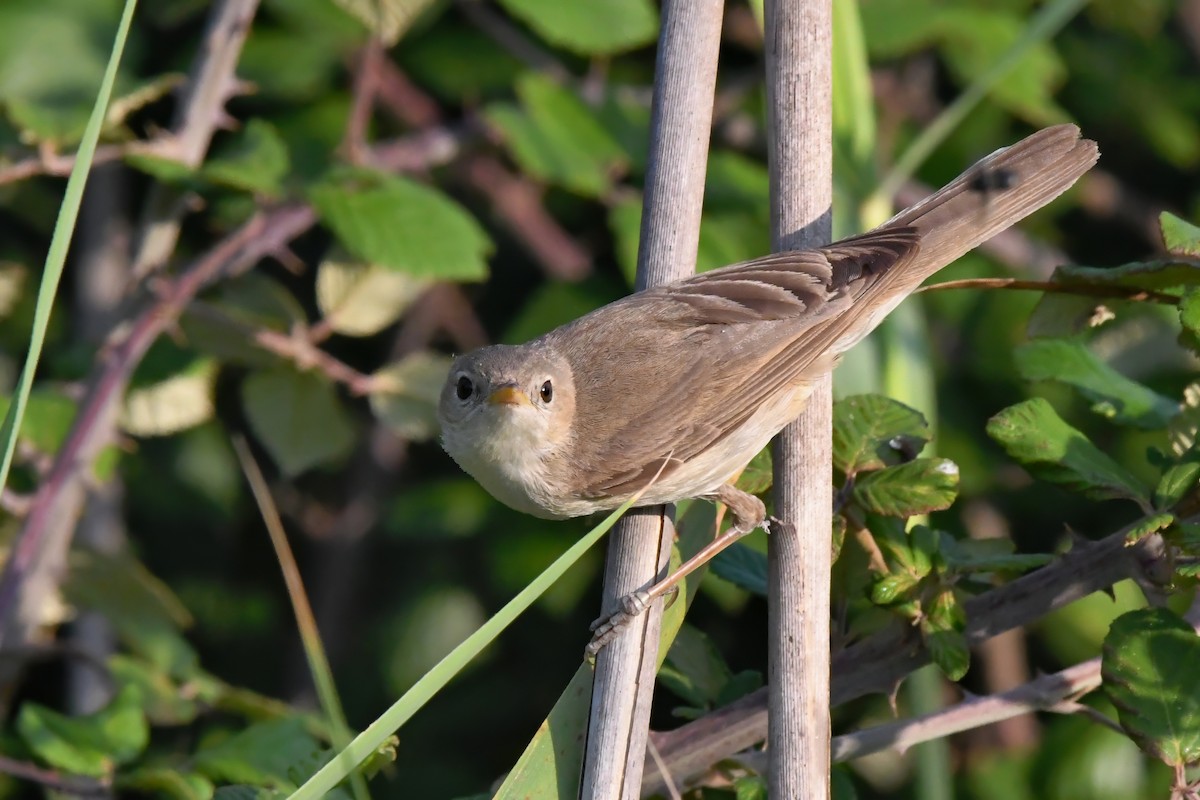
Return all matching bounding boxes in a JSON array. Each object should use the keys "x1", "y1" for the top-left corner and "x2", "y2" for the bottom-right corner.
[{"x1": 560, "y1": 231, "x2": 917, "y2": 499}]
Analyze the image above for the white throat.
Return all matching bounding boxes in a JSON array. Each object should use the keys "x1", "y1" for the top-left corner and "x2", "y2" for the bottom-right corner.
[{"x1": 441, "y1": 405, "x2": 563, "y2": 519}]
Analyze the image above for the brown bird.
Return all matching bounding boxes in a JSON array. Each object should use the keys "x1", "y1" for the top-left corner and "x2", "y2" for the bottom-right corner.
[{"x1": 438, "y1": 125, "x2": 1098, "y2": 540}]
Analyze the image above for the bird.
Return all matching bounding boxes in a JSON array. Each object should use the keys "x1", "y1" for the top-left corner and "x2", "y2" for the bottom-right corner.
[{"x1": 437, "y1": 125, "x2": 1098, "y2": 542}]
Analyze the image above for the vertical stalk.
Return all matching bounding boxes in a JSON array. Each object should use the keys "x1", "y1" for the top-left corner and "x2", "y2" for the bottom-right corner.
[
  {"x1": 581, "y1": 1, "x2": 724, "y2": 797},
  {"x1": 765, "y1": 0, "x2": 834, "y2": 795}
]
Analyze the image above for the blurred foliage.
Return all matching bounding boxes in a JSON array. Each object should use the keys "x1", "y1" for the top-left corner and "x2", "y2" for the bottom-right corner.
[{"x1": 0, "y1": 0, "x2": 1198, "y2": 798}]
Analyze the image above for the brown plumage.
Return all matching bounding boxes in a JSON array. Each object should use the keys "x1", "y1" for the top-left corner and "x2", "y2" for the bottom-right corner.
[{"x1": 438, "y1": 125, "x2": 1099, "y2": 530}]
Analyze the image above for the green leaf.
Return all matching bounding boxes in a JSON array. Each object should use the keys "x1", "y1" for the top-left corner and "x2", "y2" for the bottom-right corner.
[
  {"x1": 0, "y1": 388, "x2": 77, "y2": 454},
  {"x1": 309, "y1": 169, "x2": 491, "y2": 280},
  {"x1": 696, "y1": 211, "x2": 771, "y2": 273},
  {"x1": 121, "y1": 357, "x2": 217, "y2": 437},
  {"x1": 987, "y1": 398, "x2": 1150, "y2": 504},
  {"x1": 201, "y1": 119, "x2": 291, "y2": 197},
  {"x1": 330, "y1": 0, "x2": 432, "y2": 45},
  {"x1": 1124, "y1": 513, "x2": 1175, "y2": 546},
  {"x1": 1155, "y1": 450, "x2": 1200, "y2": 510},
  {"x1": 734, "y1": 775, "x2": 769, "y2": 800},
  {"x1": 502, "y1": 278, "x2": 619, "y2": 344},
  {"x1": 242, "y1": 368, "x2": 357, "y2": 476},
  {"x1": 853, "y1": 458, "x2": 959, "y2": 517},
  {"x1": 1049, "y1": 260, "x2": 1200, "y2": 293},
  {"x1": 0, "y1": 0, "x2": 131, "y2": 146},
  {"x1": 1160, "y1": 211, "x2": 1200, "y2": 258},
  {"x1": 108, "y1": 655, "x2": 198, "y2": 726},
  {"x1": 65, "y1": 550, "x2": 198, "y2": 678},
  {"x1": 923, "y1": 620, "x2": 970, "y2": 682},
  {"x1": 117, "y1": 767, "x2": 215, "y2": 800},
  {"x1": 923, "y1": 588, "x2": 969, "y2": 680},
  {"x1": 485, "y1": 74, "x2": 628, "y2": 198},
  {"x1": 496, "y1": 0, "x2": 658, "y2": 55},
  {"x1": 871, "y1": 572, "x2": 919, "y2": 606},
  {"x1": 1026, "y1": 293, "x2": 1115, "y2": 339},
  {"x1": 705, "y1": 151, "x2": 771, "y2": 215},
  {"x1": 735, "y1": 446, "x2": 773, "y2": 495},
  {"x1": 937, "y1": 534, "x2": 1053, "y2": 575},
  {"x1": 195, "y1": 717, "x2": 322, "y2": 788},
  {"x1": 710, "y1": 542, "x2": 768, "y2": 597},
  {"x1": 399, "y1": 23, "x2": 523, "y2": 102},
  {"x1": 1102, "y1": 608, "x2": 1200, "y2": 767},
  {"x1": 608, "y1": 195, "x2": 642, "y2": 286},
  {"x1": 833, "y1": 394, "x2": 930, "y2": 474},
  {"x1": 660, "y1": 624, "x2": 734, "y2": 710},
  {"x1": 368, "y1": 352, "x2": 451, "y2": 443},
  {"x1": 315, "y1": 250, "x2": 430, "y2": 337},
  {"x1": 17, "y1": 686, "x2": 148, "y2": 777},
  {"x1": 1014, "y1": 338, "x2": 1178, "y2": 429},
  {"x1": 1180, "y1": 288, "x2": 1200, "y2": 355},
  {"x1": 180, "y1": 274, "x2": 307, "y2": 367}
]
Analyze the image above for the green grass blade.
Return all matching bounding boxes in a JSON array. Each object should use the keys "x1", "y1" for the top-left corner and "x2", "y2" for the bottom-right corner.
[
  {"x1": 287, "y1": 498, "x2": 638, "y2": 800},
  {"x1": 233, "y1": 438, "x2": 370, "y2": 800},
  {"x1": 0, "y1": 0, "x2": 139, "y2": 492}
]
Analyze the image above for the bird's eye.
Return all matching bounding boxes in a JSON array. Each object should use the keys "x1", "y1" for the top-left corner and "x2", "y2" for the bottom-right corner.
[
  {"x1": 540, "y1": 380, "x2": 553, "y2": 403},
  {"x1": 456, "y1": 376, "x2": 474, "y2": 400}
]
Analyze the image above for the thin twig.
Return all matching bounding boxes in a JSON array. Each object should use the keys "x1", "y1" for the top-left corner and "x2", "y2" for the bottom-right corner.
[
  {"x1": 0, "y1": 754, "x2": 110, "y2": 796},
  {"x1": 186, "y1": 302, "x2": 375, "y2": 394},
  {"x1": 918, "y1": 277, "x2": 1180, "y2": 305},
  {"x1": 232, "y1": 437, "x2": 371, "y2": 800}
]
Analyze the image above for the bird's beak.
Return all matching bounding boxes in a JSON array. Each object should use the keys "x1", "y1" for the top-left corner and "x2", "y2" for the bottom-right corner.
[{"x1": 487, "y1": 385, "x2": 530, "y2": 407}]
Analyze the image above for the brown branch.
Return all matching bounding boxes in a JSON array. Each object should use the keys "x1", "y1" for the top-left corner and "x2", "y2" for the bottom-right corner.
[
  {"x1": 461, "y1": 155, "x2": 592, "y2": 281},
  {"x1": 186, "y1": 303, "x2": 375, "y2": 394},
  {"x1": 918, "y1": 277, "x2": 1180, "y2": 305},
  {"x1": 456, "y1": 0, "x2": 572, "y2": 82},
  {"x1": 0, "y1": 139, "x2": 169, "y2": 187},
  {"x1": 0, "y1": 204, "x2": 314, "y2": 651},
  {"x1": 0, "y1": 754, "x2": 109, "y2": 796},
  {"x1": 641, "y1": 517, "x2": 1170, "y2": 796},
  {"x1": 371, "y1": 59, "x2": 594, "y2": 281},
  {"x1": 341, "y1": 38, "x2": 386, "y2": 164}
]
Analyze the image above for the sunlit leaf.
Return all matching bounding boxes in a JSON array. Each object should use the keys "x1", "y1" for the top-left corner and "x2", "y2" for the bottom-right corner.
[
  {"x1": 1014, "y1": 338, "x2": 1178, "y2": 428},
  {"x1": 987, "y1": 398, "x2": 1150, "y2": 504},
  {"x1": 331, "y1": 0, "x2": 433, "y2": 45},
  {"x1": 853, "y1": 458, "x2": 959, "y2": 517},
  {"x1": 486, "y1": 74, "x2": 628, "y2": 198},
  {"x1": 121, "y1": 357, "x2": 217, "y2": 437},
  {"x1": 833, "y1": 394, "x2": 930, "y2": 474},
  {"x1": 309, "y1": 168, "x2": 491, "y2": 280},
  {"x1": 1155, "y1": 449, "x2": 1200, "y2": 510},
  {"x1": 368, "y1": 352, "x2": 451, "y2": 442},
  {"x1": 1160, "y1": 211, "x2": 1200, "y2": 258},
  {"x1": 497, "y1": 0, "x2": 658, "y2": 55},
  {"x1": 315, "y1": 250, "x2": 430, "y2": 337}
]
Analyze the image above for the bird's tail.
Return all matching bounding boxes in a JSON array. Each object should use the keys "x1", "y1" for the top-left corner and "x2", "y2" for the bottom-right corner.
[{"x1": 881, "y1": 123, "x2": 1097, "y2": 291}]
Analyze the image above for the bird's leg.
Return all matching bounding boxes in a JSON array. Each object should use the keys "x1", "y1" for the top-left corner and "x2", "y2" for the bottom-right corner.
[{"x1": 585, "y1": 484, "x2": 776, "y2": 658}]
